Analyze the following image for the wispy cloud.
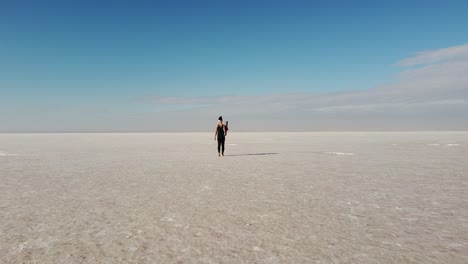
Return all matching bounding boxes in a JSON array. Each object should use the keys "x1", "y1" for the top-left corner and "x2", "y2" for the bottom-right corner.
[
  {"x1": 3, "y1": 44, "x2": 467, "y2": 132},
  {"x1": 138, "y1": 43, "x2": 468, "y2": 131},
  {"x1": 397, "y1": 43, "x2": 468, "y2": 66}
]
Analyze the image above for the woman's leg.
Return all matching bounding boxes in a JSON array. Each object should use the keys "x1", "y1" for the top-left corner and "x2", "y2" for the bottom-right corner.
[
  {"x1": 217, "y1": 139, "x2": 221, "y2": 155},
  {"x1": 221, "y1": 138, "x2": 225, "y2": 155}
]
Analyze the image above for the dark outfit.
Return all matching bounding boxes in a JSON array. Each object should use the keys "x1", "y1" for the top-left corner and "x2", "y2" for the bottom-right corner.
[{"x1": 217, "y1": 125, "x2": 225, "y2": 155}]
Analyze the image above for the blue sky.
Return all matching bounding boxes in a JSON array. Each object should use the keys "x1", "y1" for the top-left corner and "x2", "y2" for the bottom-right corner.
[{"x1": 1, "y1": 1, "x2": 468, "y2": 131}]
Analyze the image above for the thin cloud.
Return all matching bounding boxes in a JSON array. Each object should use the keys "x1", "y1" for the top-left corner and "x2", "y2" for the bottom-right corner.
[
  {"x1": 138, "y1": 43, "x2": 468, "y2": 130},
  {"x1": 397, "y1": 43, "x2": 468, "y2": 67},
  {"x1": 4, "y1": 44, "x2": 467, "y2": 132}
]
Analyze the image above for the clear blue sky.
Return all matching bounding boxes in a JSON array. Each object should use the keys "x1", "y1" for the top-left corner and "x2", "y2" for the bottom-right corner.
[{"x1": 1, "y1": 1, "x2": 468, "y2": 131}]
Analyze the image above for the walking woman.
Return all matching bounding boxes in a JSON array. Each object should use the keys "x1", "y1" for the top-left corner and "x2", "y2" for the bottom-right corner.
[{"x1": 214, "y1": 116, "x2": 227, "y2": 156}]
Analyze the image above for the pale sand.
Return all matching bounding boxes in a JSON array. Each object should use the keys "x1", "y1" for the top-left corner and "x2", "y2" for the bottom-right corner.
[{"x1": 1, "y1": 132, "x2": 467, "y2": 263}]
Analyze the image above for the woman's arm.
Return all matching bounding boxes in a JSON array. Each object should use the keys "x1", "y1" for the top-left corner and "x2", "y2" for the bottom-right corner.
[
  {"x1": 214, "y1": 126, "x2": 218, "y2": 140},
  {"x1": 223, "y1": 125, "x2": 227, "y2": 136}
]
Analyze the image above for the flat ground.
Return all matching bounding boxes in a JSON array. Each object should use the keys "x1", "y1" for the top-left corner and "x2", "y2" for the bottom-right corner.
[{"x1": 1, "y1": 132, "x2": 467, "y2": 263}]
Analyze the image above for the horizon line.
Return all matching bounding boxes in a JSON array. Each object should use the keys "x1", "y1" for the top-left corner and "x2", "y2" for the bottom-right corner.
[{"x1": 1, "y1": 130, "x2": 467, "y2": 134}]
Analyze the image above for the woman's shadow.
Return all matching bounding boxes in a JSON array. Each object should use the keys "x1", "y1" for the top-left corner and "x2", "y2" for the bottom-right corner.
[{"x1": 223, "y1": 153, "x2": 279, "y2": 157}]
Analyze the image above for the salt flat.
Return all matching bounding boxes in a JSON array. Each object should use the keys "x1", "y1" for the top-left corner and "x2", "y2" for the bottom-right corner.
[{"x1": 1, "y1": 132, "x2": 467, "y2": 263}]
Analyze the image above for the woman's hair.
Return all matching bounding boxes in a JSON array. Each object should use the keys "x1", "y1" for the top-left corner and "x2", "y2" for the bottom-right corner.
[{"x1": 218, "y1": 116, "x2": 223, "y2": 121}]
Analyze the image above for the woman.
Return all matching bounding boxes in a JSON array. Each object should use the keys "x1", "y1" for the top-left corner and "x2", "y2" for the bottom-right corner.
[{"x1": 214, "y1": 116, "x2": 227, "y2": 156}]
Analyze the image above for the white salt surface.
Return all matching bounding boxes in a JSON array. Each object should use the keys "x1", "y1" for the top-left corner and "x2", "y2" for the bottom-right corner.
[
  {"x1": 324, "y1": 152, "x2": 355, "y2": 155},
  {"x1": 0, "y1": 151, "x2": 17, "y2": 156},
  {"x1": 1, "y1": 132, "x2": 468, "y2": 263}
]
